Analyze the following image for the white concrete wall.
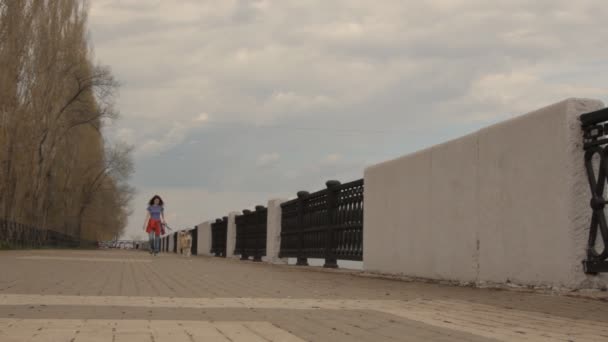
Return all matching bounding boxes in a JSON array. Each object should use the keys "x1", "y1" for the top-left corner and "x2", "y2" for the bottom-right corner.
[
  {"x1": 364, "y1": 98, "x2": 608, "y2": 289},
  {"x1": 264, "y1": 199, "x2": 288, "y2": 264},
  {"x1": 226, "y1": 212, "x2": 238, "y2": 258},
  {"x1": 196, "y1": 222, "x2": 213, "y2": 256}
]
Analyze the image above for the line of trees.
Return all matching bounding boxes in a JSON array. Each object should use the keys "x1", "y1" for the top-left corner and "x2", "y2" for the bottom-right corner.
[{"x1": 0, "y1": 0, "x2": 134, "y2": 241}]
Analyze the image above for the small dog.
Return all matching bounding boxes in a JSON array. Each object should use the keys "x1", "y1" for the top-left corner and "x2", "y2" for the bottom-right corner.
[{"x1": 178, "y1": 231, "x2": 192, "y2": 257}]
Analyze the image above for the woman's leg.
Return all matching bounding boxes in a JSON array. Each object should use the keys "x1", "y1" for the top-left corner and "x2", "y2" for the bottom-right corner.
[
  {"x1": 154, "y1": 234, "x2": 160, "y2": 253},
  {"x1": 148, "y1": 232, "x2": 155, "y2": 253}
]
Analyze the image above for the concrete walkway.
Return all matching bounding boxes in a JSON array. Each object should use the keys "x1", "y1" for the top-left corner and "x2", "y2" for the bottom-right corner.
[{"x1": 0, "y1": 250, "x2": 606, "y2": 341}]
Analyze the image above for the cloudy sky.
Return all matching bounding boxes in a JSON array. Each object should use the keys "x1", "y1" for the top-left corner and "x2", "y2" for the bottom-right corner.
[{"x1": 89, "y1": 0, "x2": 608, "y2": 239}]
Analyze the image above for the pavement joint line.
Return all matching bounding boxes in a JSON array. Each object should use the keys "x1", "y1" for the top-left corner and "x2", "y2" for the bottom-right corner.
[{"x1": 16, "y1": 256, "x2": 152, "y2": 263}]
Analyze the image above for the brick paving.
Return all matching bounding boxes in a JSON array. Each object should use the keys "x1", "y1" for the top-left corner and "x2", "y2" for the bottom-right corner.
[{"x1": 0, "y1": 250, "x2": 606, "y2": 341}]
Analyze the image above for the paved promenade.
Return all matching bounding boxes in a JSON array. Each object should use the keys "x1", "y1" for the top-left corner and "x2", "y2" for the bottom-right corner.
[{"x1": 0, "y1": 250, "x2": 606, "y2": 341}]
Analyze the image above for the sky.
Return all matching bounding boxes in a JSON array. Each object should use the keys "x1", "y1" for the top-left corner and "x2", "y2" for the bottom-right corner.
[{"x1": 88, "y1": 0, "x2": 608, "y2": 240}]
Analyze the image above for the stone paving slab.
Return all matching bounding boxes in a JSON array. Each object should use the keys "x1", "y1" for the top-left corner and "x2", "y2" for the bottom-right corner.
[{"x1": 0, "y1": 250, "x2": 607, "y2": 341}]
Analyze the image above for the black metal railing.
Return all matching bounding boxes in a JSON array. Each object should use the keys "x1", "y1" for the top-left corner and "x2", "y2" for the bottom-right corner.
[
  {"x1": 279, "y1": 197, "x2": 300, "y2": 262},
  {"x1": 334, "y1": 179, "x2": 365, "y2": 261},
  {"x1": 211, "y1": 217, "x2": 228, "y2": 257},
  {"x1": 0, "y1": 219, "x2": 94, "y2": 249},
  {"x1": 581, "y1": 107, "x2": 608, "y2": 273},
  {"x1": 235, "y1": 206, "x2": 267, "y2": 261},
  {"x1": 190, "y1": 226, "x2": 198, "y2": 255},
  {"x1": 279, "y1": 179, "x2": 364, "y2": 267},
  {"x1": 173, "y1": 232, "x2": 178, "y2": 253}
]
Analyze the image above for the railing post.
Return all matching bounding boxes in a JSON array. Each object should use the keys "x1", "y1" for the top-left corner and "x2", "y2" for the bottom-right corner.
[
  {"x1": 296, "y1": 191, "x2": 309, "y2": 266},
  {"x1": 220, "y1": 217, "x2": 227, "y2": 257},
  {"x1": 324, "y1": 180, "x2": 341, "y2": 268},
  {"x1": 253, "y1": 205, "x2": 265, "y2": 262},
  {"x1": 11, "y1": 221, "x2": 16, "y2": 247},
  {"x1": 240, "y1": 210, "x2": 251, "y2": 260},
  {"x1": 13, "y1": 222, "x2": 18, "y2": 248},
  {"x1": 212, "y1": 219, "x2": 221, "y2": 256},
  {"x1": 191, "y1": 225, "x2": 198, "y2": 256},
  {"x1": 18, "y1": 223, "x2": 23, "y2": 248},
  {"x1": 0, "y1": 219, "x2": 4, "y2": 247}
]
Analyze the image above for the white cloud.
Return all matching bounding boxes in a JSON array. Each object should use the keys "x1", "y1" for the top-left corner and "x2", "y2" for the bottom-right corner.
[
  {"x1": 90, "y1": 0, "x2": 608, "y2": 132},
  {"x1": 89, "y1": 0, "x2": 608, "y2": 232},
  {"x1": 137, "y1": 122, "x2": 190, "y2": 157},
  {"x1": 322, "y1": 153, "x2": 343, "y2": 164},
  {"x1": 107, "y1": 127, "x2": 136, "y2": 146},
  {"x1": 256, "y1": 153, "x2": 281, "y2": 167},
  {"x1": 194, "y1": 112, "x2": 210, "y2": 123}
]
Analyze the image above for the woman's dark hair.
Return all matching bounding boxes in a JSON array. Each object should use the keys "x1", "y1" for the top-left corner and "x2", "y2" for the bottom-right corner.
[{"x1": 148, "y1": 195, "x2": 164, "y2": 206}]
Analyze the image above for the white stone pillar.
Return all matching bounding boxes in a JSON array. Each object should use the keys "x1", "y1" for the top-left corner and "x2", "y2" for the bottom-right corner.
[
  {"x1": 226, "y1": 212, "x2": 239, "y2": 258},
  {"x1": 264, "y1": 198, "x2": 288, "y2": 264},
  {"x1": 196, "y1": 221, "x2": 213, "y2": 256}
]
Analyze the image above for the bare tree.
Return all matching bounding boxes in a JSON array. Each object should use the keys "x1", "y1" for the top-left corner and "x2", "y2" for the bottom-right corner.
[
  {"x1": 0, "y1": 0, "x2": 134, "y2": 244},
  {"x1": 76, "y1": 142, "x2": 135, "y2": 240}
]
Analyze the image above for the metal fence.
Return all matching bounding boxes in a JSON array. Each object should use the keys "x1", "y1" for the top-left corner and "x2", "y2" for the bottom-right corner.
[
  {"x1": 211, "y1": 217, "x2": 228, "y2": 257},
  {"x1": 279, "y1": 179, "x2": 364, "y2": 267},
  {"x1": 581, "y1": 107, "x2": 608, "y2": 273},
  {"x1": 235, "y1": 206, "x2": 267, "y2": 261},
  {"x1": 190, "y1": 226, "x2": 198, "y2": 255},
  {"x1": 0, "y1": 219, "x2": 95, "y2": 249},
  {"x1": 172, "y1": 232, "x2": 178, "y2": 253}
]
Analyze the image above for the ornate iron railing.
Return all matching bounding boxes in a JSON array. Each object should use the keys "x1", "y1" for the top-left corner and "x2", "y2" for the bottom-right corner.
[
  {"x1": 279, "y1": 179, "x2": 364, "y2": 267},
  {"x1": 172, "y1": 232, "x2": 178, "y2": 253},
  {"x1": 190, "y1": 226, "x2": 198, "y2": 255},
  {"x1": 279, "y1": 197, "x2": 300, "y2": 261},
  {"x1": 334, "y1": 179, "x2": 364, "y2": 261},
  {"x1": 581, "y1": 107, "x2": 608, "y2": 273},
  {"x1": 0, "y1": 219, "x2": 93, "y2": 249},
  {"x1": 235, "y1": 206, "x2": 267, "y2": 261},
  {"x1": 211, "y1": 217, "x2": 228, "y2": 257}
]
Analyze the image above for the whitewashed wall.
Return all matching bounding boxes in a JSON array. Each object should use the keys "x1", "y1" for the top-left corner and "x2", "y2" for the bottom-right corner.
[
  {"x1": 363, "y1": 98, "x2": 608, "y2": 289},
  {"x1": 196, "y1": 221, "x2": 213, "y2": 256}
]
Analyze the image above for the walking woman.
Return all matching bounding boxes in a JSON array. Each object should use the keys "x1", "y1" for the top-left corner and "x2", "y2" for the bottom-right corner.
[{"x1": 143, "y1": 195, "x2": 165, "y2": 255}]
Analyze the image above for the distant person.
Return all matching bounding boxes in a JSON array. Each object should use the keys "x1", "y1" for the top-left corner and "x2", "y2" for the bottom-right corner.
[{"x1": 143, "y1": 195, "x2": 166, "y2": 256}]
